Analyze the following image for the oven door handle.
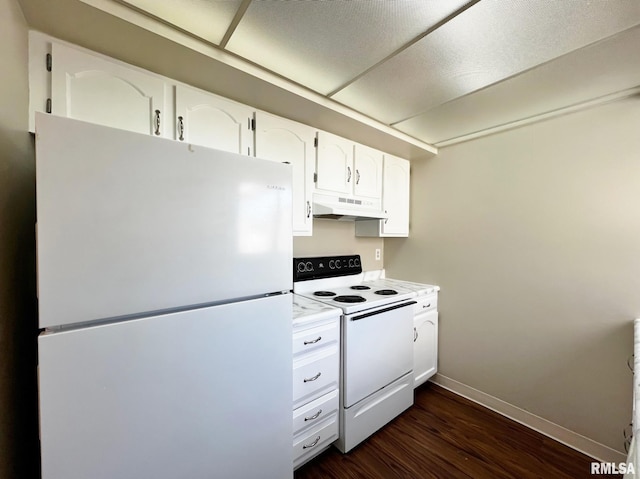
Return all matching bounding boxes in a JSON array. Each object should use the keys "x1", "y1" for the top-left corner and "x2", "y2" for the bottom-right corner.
[{"x1": 350, "y1": 300, "x2": 417, "y2": 321}]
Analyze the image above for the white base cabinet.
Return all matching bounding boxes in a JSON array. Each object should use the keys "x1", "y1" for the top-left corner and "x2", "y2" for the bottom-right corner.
[
  {"x1": 413, "y1": 293, "x2": 439, "y2": 388},
  {"x1": 292, "y1": 315, "x2": 340, "y2": 468}
]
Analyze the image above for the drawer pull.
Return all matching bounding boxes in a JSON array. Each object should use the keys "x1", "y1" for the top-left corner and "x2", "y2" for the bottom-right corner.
[
  {"x1": 304, "y1": 336, "x2": 322, "y2": 345},
  {"x1": 303, "y1": 372, "x2": 321, "y2": 383},
  {"x1": 302, "y1": 435, "x2": 321, "y2": 449},
  {"x1": 423, "y1": 303, "x2": 431, "y2": 309},
  {"x1": 304, "y1": 409, "x2": 323, "y2": 421}
]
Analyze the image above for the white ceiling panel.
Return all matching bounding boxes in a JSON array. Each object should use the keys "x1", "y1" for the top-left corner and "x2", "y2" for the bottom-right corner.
[
  {"x1": 393, "y1": 26, "x2": 640, "y2": 145},
  {"x1": 119, "y1": 0, "x2": 243, "y2": 45},
  {"x1": 225, "y1": 0, "x2": 470, "y2": 95},
  {"x1": 332, "y1": 0, "x2": 640, "y2": 125}
]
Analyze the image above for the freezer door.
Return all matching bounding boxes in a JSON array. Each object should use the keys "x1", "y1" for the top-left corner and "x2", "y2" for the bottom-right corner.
[
  {"x1": 35, "y1": 114, "x2": 292, "y2": 328},
  {"x1": 38, "y1": 294, "x2": 293, "y2": 479}
]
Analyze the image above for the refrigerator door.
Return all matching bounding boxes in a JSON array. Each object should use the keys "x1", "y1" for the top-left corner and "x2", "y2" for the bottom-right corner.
[
  {"x1": 39, "y1": 294, "x2": 293, "y2": 479},
  {"x1": 35, "y1": 114, "x2": 292, "y2": 329}
]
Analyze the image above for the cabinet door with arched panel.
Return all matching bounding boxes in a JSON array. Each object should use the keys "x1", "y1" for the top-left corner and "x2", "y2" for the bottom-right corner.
[
  {"x1": 175, "y1": 85, "x2": 253, "y2": 155},
  {"x1": 254, "y1": 111, "x2": 315, "y2": 236},
  {"x1": 51, "y1": 43, "x2": 169, "y2": 137},
  {"x1": 315, "y1": 130, "x2": 354, "y2": 195}
]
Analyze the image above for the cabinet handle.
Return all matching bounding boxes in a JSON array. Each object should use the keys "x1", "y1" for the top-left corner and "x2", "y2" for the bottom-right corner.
[
  {"x1": 303, "y1": 435, "x2": 321, "y2": 449},
  {"x1": 303, "y1": 372, "x2": 321, "y2": 383},
  {"x1": 304, "y1": 409, "x2": 323, "y2": 421},
  {"x1": 154, "y1": 110, "x2": 161, "y2": 136},
  {"x1": 177, "y1": 116, "x2": 184, "y2": 141},
  {"x1": 423, "y1": 303, "x2": 431, "y2": 309},
  {"x1": 414, "y1": 327, "x2": 418, "y2": 342},
  {"x1": 304, "y1": 336, "x2": 321, "y2": 345},
  {"x1": 356, "y1": 169, "x2": 360, "y2": 185},
  {"x1": 347, "y1": 166, "x2": 351, "y2": 183},
  {"x1": 306, "y1": 201, "x2": 311, "y2": 218}
]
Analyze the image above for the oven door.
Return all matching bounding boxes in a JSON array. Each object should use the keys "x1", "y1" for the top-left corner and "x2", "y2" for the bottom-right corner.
[{"x1": 342, "y1": 300, "x2": 415, "y2": 408}]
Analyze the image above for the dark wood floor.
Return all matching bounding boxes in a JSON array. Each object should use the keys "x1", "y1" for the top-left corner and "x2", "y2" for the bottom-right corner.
[{"x1": 295, "y1": 383, "x2": 621, "y2": 479}]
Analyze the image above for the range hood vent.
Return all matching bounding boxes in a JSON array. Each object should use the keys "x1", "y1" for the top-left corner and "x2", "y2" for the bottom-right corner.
[{"x1": 313, "y1": 196, "x2": 387, "y2": 221}]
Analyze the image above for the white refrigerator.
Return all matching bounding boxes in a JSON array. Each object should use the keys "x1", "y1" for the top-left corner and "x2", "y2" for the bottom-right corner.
[{"x1": 35, "y1": 114, "x2": 294, "y2": 479}]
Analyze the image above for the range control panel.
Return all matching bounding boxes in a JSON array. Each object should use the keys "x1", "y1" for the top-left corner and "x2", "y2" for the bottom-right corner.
[{"x1": 293, "y1": 255, "x2": 362, "y2": 282}]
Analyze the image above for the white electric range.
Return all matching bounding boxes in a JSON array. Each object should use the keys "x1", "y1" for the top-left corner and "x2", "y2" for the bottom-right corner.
[{"x1": 293, "y1": 255, "x2": 416, "y2": 453}]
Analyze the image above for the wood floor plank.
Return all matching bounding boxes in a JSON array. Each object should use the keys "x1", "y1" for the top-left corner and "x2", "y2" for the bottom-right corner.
[{"x1": 295, "y1": 383, "x2": 622, "y2": 479}]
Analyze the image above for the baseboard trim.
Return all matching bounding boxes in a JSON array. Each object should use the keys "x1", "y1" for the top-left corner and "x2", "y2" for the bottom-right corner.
[{"x1": 429, "y1": 374, "x2": 626, "y2": 463}]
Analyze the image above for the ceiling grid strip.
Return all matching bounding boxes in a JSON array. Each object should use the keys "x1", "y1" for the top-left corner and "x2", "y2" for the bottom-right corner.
[{"x1": 325, "y1": 0, "x2": 483, "y2": 98}]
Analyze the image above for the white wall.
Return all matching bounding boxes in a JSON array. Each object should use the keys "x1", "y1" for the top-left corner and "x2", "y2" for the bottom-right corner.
[
  {"x1": 0, "y1": 0, "x2": 39, "y2": 476},
  {"x1": 385, "y1": 97, "x2": 640, "y2": 455}
]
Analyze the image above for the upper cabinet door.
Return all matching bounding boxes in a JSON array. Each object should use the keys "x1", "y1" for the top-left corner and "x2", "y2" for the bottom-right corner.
[
  {"x1": 315, "y1": 131, "x2": 354, "y2": 195},
  {"x1": 51, "y1": 43, "x2": 169, "y2": 137},
  {"x1": 175, "y1": 85, "x2": 253, "y2": 155},
  {"x1": 254, "y1": 111, "x2": 315, "y2": 236},
  {"x1": 381, "y1": 154, "x2": 410, "y2": 236},
  {"x1": 353, "y1": 143, "x2": 383, "y2": 199}
]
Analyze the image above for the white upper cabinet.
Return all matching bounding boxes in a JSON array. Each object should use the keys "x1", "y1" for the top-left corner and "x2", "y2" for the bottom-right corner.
[
  {"x1": 315, "y1": 131, "x2": 382, "y2": 201},
  {"x1": 353, "y1": 143, "x2": 383, "y2": 199},
  {"x1": 315, "y1": 130, "x2": 353, "y2": 195},
  {"x1": 50, "y1": 43, "x2": 169, "y2": 137},
  {"x1": 254, "y1": 112, "x2": 315, "y2": 236},
  {"x1": 381, "y1": 154, "x2": 411, "y2": 236},
  {"x1": 175, "y1": 85, "x2": 253, "y2": 155},
  {"x1": 355, "y1": 154, "x2": 410, "y2": 237}
]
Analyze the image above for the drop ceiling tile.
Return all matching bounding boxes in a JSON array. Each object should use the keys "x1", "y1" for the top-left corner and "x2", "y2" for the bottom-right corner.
[
  {"x1": 332, "y1": 0, "x2": 640, "y2": 125},
  {"x1": 120, "y1": 0, "x2": 243, "y2": 45},
  {"x1": 393, "y1": 26, "x2": 640, "y2": 145},
  {"x1": 225, "y1": 0, "x2": 470, "y2": 95}
]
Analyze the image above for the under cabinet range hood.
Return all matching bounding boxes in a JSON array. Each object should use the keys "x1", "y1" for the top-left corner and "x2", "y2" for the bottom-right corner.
[{"x1": 313, "y1": 194, "x2": 387, "y2": 221}]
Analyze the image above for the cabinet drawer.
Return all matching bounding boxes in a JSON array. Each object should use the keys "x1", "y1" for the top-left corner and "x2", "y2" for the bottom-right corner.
[
  {"x1": 414, "y1": 293, "x2": 437, "y2": 314},
  {"x1": 293, "y1": 413, "x2": 338, "y2": 469},
  {"x1": 293, "y1": 346, "x2": 339, "y2": 409},
  {"x1": 292, "y1": 319, "x2": 339, "y2": 358},
  {"x1": 293, "y1": 389, "x2": 339, "y2": 436}
]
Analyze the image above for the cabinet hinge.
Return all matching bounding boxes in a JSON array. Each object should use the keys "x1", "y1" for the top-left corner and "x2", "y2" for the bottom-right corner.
[
  {"x1": 46, "y1": 98, "x2": 52, "y2": 114},
  {"x1": 313, "y1": 172, "x2": 317, "y2": 183},
  {"x1": 250, "y1": 118, "x2": 256, "y2": 131},
  {"x1": 46, "y1": 53, "x2": 52, "y2": 72},
  {"x1": 314, "y1": 137, "x2": 318, "y2": 148}
]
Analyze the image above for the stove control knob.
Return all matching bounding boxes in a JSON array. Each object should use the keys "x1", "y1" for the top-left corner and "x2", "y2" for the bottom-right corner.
[
  {"x1": 305, "y1": 261, "x2": 314, "y2": 272},
  {"x1": 329, "y1": 260, "x2": 335, "y2": 269},
  {"x1": 348, "y1": 259, "x2": 355, "y2": 268},
  {"x1": 297, "y1": 262, "x2": 306, "y2": 273},
  {"x1": 335, "y1": 260, "x2": 342, "y2": 269},
  {"x1": 354, "y1": 258, "x2": 361, "y2": 267}
]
